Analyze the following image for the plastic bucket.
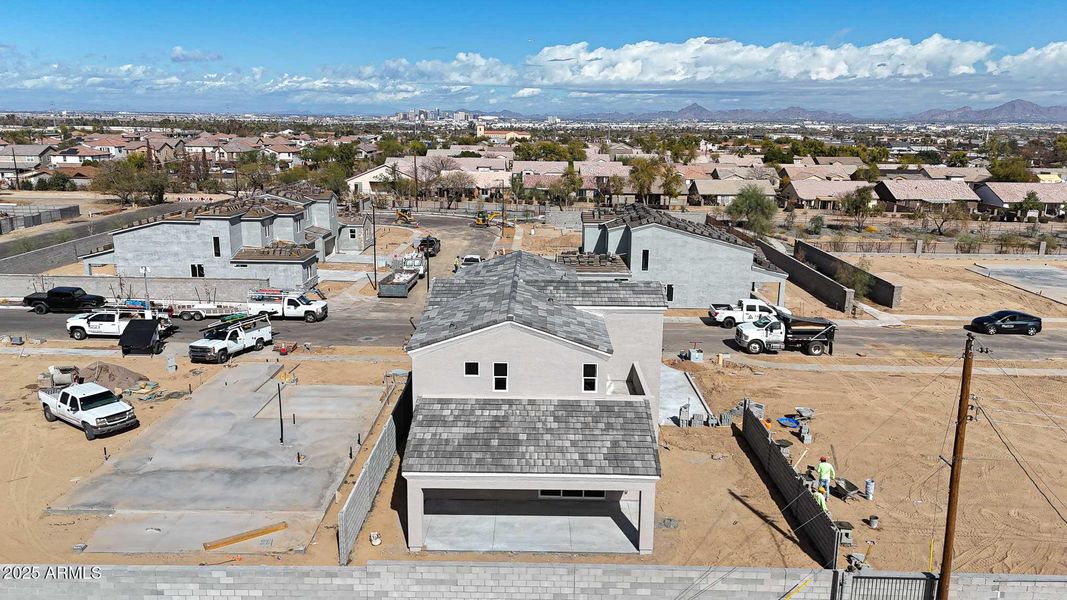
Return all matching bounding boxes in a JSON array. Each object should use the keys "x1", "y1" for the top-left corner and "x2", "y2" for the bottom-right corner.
[{"x1": 869, "y1": 515, "x2": 879, "y2": 529}]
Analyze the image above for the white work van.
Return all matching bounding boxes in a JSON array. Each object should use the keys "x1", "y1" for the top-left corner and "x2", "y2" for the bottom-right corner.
[
  {"x1": 39, "y1": 382, "x2": 138, "y2": 440},
  {"x1": 709, "y1": 299, "x2": 790, "y2": 328},
  {"x1": 246, "y1": 289, "x2": 328, "y2": 323},
  {"x1": 66, "y1": 304, "x2": 173, "y2": 340},
  {"x1": 188, "y1": 313, "x2": 273, "y2": 364}
]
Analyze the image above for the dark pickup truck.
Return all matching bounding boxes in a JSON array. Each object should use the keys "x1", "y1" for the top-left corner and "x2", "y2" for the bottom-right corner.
[
  {"x1": 23, "y1": 287, "x2": 106, "y2": 315},
  {"x1": 417, "y1": 236, "x2": 441, "y2": 257}
]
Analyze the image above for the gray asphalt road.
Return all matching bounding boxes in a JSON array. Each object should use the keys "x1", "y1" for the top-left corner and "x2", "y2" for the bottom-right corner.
[{"x1": 663, "y1": 321, "x2": 1067, "y2": 361}]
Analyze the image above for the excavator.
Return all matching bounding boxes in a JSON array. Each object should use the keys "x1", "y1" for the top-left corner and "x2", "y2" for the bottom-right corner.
[
  {"x1": 394, "y1": 208, "x2": 419, "y2": 226},
  {"x1": 470, "y1": 210, "x2": 504, "y2": 228}
]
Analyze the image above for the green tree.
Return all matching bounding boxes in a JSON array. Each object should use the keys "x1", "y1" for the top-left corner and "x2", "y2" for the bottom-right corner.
[
  {"x1": 989, "y1": 157, "x2": 1038, "y2": 182},
  {"x1": 660, "y1": 163, "x2": 684, "y2": 202},
  {"x1": 91, "y1": 160, "x2": 143, "y2": 204},
  {"x1": 946, "y1": 151, "x2": 969, "y2": 167},
  {"x1": 561, "y1": 164, "x2": 583, "y2": 198},
  {"x1": 725, "y1": 184, "x2": 777, "y2": 237},
  {"x1": 839, "y1": 186, "x2": 882, "y2": 229},
  {"x1": 1018, "y1": 190, "x2": 1043, "y2": 218},
  {"x1": 1055, "y1": 134, "x2": 1067, "y2": 165},
  {"x1": 851, "y1": 164, "x2": 881, "y2": 183},
  {"x1": 627, "y1": 158, "x2": 660, "y2": 204},
  {"x1": 377, "y1": 137, "x2": 404, "y2": 157}
]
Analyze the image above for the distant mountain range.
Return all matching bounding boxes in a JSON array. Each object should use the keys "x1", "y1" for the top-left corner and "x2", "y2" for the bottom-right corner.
[
  {"x1": 451, "y1": 98, "x2": 1067, "y2": 124},
  {"x1": 571, "y1": 103, "x2": 857, "y2": 122},
  {"x1": 909, "y1": 99, "x2": 1067, "y2": 123}
]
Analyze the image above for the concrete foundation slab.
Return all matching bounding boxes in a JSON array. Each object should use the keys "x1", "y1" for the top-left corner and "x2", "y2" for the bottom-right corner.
[
  {"x1": 659, "y1": 364, "x2": 711, "y2": 425},
  {"x1": 423, "y1": 499, "x2": 638, "y2": 553},
  {"x1": 975, "y1": 264, "x2": 1067, "y2": 305},
  {"x1": 50, "y1": 364, "x2": 383, "y2": 554}
]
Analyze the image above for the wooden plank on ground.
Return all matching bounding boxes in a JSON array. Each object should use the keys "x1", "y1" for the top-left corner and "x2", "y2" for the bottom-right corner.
[{"x1": 202, "y1": 521, "x2": 288, "y2": 551}]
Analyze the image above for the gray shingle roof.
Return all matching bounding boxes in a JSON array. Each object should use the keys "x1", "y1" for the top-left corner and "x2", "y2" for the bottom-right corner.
[
  {"x1": 603, "y1": 204, "x2": 754, "y2": 249},
  {"x1": 528, "y1": 280, "x2": 666, "y2": 307},
  {"x1": 455, "y1": 251, "x2": 570, "y2": 281},
  {"x1": 402, "y1": 397, "x2": 661, "y2": 476},
  {"x1": 409, "y1": 275, "x2": 613, "y2": 353}
]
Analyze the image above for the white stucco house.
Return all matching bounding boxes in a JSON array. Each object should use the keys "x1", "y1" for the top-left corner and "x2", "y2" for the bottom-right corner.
[{"x1": 402, "y1": 252, "x2": 665, "y2": 554}]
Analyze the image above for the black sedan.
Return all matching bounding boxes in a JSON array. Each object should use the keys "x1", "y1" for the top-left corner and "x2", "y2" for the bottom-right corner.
[{"x1": 971, "y1": 310, "x2": 1042, "y2": 336}]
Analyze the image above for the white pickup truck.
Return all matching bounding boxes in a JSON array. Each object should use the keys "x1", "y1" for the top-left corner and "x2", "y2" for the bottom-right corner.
[
  {"x1": 247, "y1": 289, "x2": 328, "y2": 323},
  {"x1": 188, "y1": 314, "x2": 273, "y2": 364},
  {"x1": 66, "y1": 305, "x2": 173, "y2": 340},
  {"x1": 39, "y1": 382, "x2": 138, "y2": 440},
  {"x1": 709, "y1": 299, "x2": 790, "y2": 328}
]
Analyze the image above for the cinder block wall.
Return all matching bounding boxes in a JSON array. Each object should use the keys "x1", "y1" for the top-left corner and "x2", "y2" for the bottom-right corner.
[
  {"x1": 794, "y1": 240, "x2": 903, "y2": 308},
  {"x1": 0, "y1": 274, "x2": 268, "y2": 302},
  {"x1": 756, "y1": 240, "x2": 854, "y2": 313}
]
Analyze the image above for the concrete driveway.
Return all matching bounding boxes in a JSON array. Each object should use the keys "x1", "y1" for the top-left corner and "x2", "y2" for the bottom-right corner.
[
  {"x1": 974, "y1": 264, "x2": 1067, "y2": 304},
  {"x1": 50, "y1": 363, "x2": 384, "y2": 554}
]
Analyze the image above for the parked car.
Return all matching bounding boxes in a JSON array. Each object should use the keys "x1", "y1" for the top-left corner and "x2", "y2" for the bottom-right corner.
[
  {"x1": 971, "y1": 310, "x2": 1042, "y2": 336},
  {"x1": 417, "y1": 236, "x2": 441, "y2": 257},
  {"x1": 39, "y1": 382, "x2": 138, "y2": 440},
  {"x1": 455, "y1": 255, "x2": 482, "y2": 271},
  {"x1": 22, "y1": 287, "x2": 106, "y2": 315}
]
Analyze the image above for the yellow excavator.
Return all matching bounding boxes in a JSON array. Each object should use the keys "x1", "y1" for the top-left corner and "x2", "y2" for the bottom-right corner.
[
  {"x1": 470, "y1": 211, "x2": 504, "y2": 228},
  {"x1": 395, "y1": 208, "x2": 419, "y2": 226}
]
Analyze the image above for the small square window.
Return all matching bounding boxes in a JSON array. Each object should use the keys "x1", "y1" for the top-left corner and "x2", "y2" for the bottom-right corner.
[{"x1": 464, "y1": 362, "x2": 479, "y2": 376}]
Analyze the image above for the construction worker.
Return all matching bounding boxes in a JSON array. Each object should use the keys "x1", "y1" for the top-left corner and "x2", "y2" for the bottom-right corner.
[
  {"x1": 813, "y1": 487, "x2": 829, "y2": 513},
  {"x1": 453, "y1": 256, "x2": 460, "y2": 272},
  {"x1": 816, "y1": 456, "x2": 836, "y2": 501}
]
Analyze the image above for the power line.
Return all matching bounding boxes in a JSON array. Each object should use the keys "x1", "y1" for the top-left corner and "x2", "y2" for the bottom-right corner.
[{"x1": 987, "y1": 354, "x2": 1067, "y2": 442}]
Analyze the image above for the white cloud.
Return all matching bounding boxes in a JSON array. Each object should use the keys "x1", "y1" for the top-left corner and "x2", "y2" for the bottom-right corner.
[
  {"x1": 987, "y1": 41, "x2": 1067, "y2": 78},
  {"x1": 170, "y1": 46, "x2": 222, "y2": 62},
  {"x1": 512, "y1": 87, "x2": 541, "y2": 98},
  {"x1": 525, "y1": 34, "x2": 994, "y2": 86}
]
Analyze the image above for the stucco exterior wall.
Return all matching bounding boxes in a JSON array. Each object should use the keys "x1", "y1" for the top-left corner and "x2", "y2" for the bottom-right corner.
[
  {"x1": 409, "y1": 323, "x2": 611, "y2": 405},
  {"x1": 582, "y1": 308, "x2": 663, "y2": 420},
  {"x1": 627, "y1": 224, "x2": 783, "y2": 308},
  {"x1": 112, "y1": 219, "x2": 236, "y2": 279}
]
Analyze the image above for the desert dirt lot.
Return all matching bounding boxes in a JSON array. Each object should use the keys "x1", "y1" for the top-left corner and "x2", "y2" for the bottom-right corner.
[
  {"x1": 517, "y1": 223, "x2": 582, "y2": 256},
  {"x1": 0, "y1": 346, "x2": 410, "y2": 567},
  {"x1": 863, "y1": 256, "x2": 1067, "y2": 316},
  {"x1": 351, "y1": 359, "x2": 1067, "y2": 575},
  {"x1": 759, "y1": 281, "x2": 871, "y2": 320}
]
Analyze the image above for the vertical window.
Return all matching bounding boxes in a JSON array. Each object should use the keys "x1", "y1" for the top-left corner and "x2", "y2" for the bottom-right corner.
[
  {"x1": 212, "y1": 236, "x2": 221, "y2": 257},
  {"x1": 493, "y1": 363, "x2": 508, "y2": 391},
  {"x1": 665, "y1": 284, "x2": 675, "y2": 302},
  {"x1": 464, "y1": 362, "x2": 479, "y2": 377},
  {"x1": 190, "y1": 264, "x2": 205, "y2": 278},
  {"x1": 349, "y1": 229, "x2": 357, "y2": 239},
  {"x1": 582, "y1": 363, "x2": 597, "y2": 392},
  {"x1": 641, "y1": 249, "x2": 649, "y2": 271}
]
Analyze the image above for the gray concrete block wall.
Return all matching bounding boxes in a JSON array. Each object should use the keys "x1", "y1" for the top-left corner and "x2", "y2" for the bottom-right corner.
[
  {"x1": 742, "y1": 405, "x2": 839, "y2": 569},
  {"x1": 794, "y1": 240, "x2": 903, "y2": 308},
  {"x1": 0, "y1": 232, "x2": 113, "y2": 274},
  {"x1": 756, "y1": 240, "x2": 855, "y2": 313},
  {"x1": 3, "y1": 562, "x2": 1067, "y2": 598},
  {"x1": 338, "y1": 416, "x2": 398, "y2": 565},
  {"x1": 0, "y1": 274, "x2": 269, "y2": 302}
]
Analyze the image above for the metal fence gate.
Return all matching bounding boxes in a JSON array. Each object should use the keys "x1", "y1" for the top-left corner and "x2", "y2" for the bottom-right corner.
[{"x1": 850, "y1": 574, "x2": 937, "y2": 600}]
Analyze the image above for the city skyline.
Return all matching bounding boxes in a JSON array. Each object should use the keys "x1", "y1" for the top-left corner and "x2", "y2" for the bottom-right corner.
[{"x1": 3, "y1": 1, "x2": 1067, "y2": 116}]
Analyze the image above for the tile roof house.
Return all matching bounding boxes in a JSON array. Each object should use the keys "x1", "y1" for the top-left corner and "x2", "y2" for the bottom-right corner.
[
  {"x1": 874, "y1": 180, "x2": 980, "y2": 212},
  {"x1": 581, "y1": 204, "x2": 786, "y2": 307},
  {"x1": 974, "y1": 182, "x2": 1067, "y2": 217},
  {"x1": 782, "y1": 180, "x2": 872, "y2": 209},
  {"x1": 402, "y1": 251, "x2": 665, "y2": 554},
  {"x1": 688, "y1": 179, "x2": 775, "y2": 206},
  {"x1": 920, "y1": 166, "x2": 992, "y2": 183},
  {"x1": 779, "y1": 164, "x2": 857, "y2": 181}
]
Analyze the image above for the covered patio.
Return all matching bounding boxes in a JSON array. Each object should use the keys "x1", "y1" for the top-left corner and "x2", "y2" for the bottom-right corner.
[{"x1": 402, "y1": 397, "x2": 661, "y2": 554}]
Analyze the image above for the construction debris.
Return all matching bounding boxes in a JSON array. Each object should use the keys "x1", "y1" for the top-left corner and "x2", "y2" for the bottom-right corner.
[{"x1": 202, "y1": 522, "x2": 288, "y2": 551}]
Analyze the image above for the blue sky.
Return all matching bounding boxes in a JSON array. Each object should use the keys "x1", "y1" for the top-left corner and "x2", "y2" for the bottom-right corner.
[{"x1": 3, "y1": 1, "x2": 1067, "y2": 116}]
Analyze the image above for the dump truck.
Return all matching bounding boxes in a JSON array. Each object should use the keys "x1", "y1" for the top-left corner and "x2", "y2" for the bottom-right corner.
[
  {"x1": 39, "y1": 382, "x2": 138, "y2": 440},
  {"x1": 188, "y1": 313, "x2": 273, "y2": 364},
  {"x1": 735, "y1": 313, "x2": 836, "y2": 356}
]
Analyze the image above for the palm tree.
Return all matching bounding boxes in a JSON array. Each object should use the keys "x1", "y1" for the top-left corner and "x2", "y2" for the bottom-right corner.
[{"x1": 628, "y1": 158, "x2": 659, "y2": 204}]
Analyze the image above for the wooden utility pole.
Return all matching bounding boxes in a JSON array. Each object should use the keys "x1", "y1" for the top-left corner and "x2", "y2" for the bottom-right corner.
[{"x1": 937, "y1": 332, "x2": 975, "y2": 600}]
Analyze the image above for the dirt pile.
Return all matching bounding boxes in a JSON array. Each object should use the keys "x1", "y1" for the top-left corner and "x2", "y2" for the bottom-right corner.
[{"x1": 79, "y1": 362, "x2": 148, "y2": 390}]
